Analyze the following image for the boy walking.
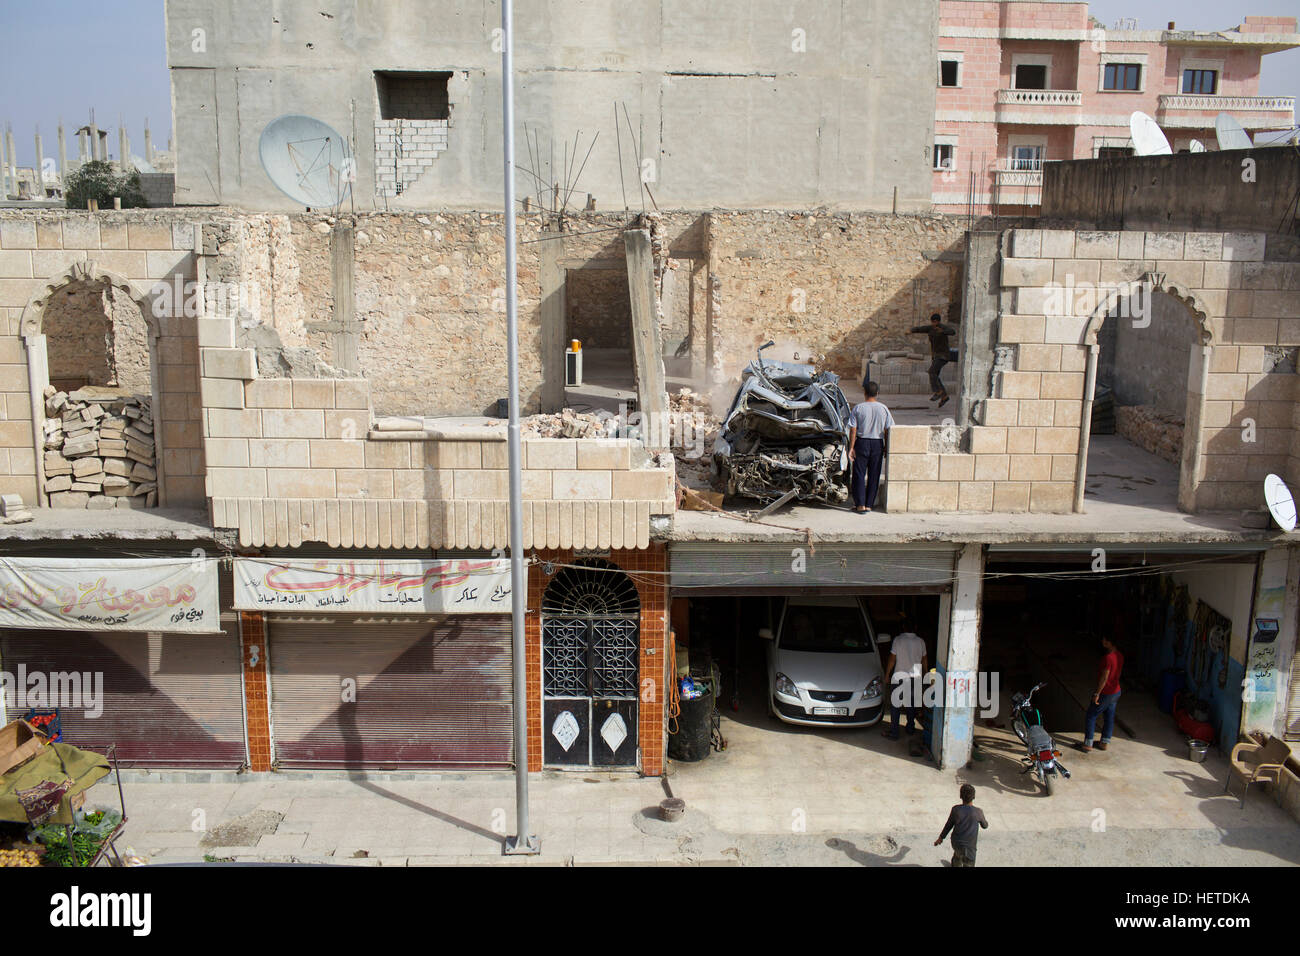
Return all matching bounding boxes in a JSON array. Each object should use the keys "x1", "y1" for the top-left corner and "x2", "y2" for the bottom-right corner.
[{"x1": 934, "y1": 784, "x2": 989, "y2": 867}]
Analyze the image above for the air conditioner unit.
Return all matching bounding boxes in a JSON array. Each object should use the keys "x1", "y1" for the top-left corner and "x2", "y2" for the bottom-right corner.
[{"x1": 565, "y1": 343, "x2": 583, "y2": 387}]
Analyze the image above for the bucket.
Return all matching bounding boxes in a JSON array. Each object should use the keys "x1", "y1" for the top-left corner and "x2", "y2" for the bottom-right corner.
[{"x1": 1187, "y1": 739, "x2": 1209, "y2": 763}]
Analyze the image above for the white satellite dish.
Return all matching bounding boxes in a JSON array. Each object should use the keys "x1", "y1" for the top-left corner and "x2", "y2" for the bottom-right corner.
[
  {"x1": 1129, "y1": 111, "x2": 1172, "y2": 156},
  {"x1": 1264, "y1": 474, "x2": 1297, "y2": 532},
  {"x1": 1188, "y1": 139, "x2": 1206, "y2": 153},
  {"x1": 1214, "y1": 113, "x2": 1253, "y2": 151},
  {"x1": 258, "y1": 114, "x2": 353, "y2": 208}
]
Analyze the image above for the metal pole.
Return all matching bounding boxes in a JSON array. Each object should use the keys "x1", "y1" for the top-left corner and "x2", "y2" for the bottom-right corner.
[{"x1": 501, "y1": 0, "x2": 539, "y2": 856}]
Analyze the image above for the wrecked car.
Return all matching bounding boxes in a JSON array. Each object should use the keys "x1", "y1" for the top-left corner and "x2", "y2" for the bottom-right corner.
[{"x1": 712, "y1": 344, "x2": 852, "y2": 504}]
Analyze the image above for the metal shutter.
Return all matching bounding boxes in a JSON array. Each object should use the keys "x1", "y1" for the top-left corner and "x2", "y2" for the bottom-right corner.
[
  {"x1": 669, "y1": 544, "x2": 957, "y2": 592},
  {"x1": 268, "y1": 616, "x2": 513, "y2": 769},
  {"x1": 0, "y1": 626, "x2": 246, "y2": 768}
]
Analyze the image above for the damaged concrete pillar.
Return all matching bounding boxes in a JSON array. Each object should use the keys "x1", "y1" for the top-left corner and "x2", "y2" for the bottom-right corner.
[
  {"x1": 538, "y1": 231, "x2": 565, "y2": 412},
  {"x1": 331, "y1": 224, "x2": 359, "y2": 373},
  {"x1": 936, "y1": 543, "x2": 985, "y2": 770},
  {"x1": 624, "y1": 228, "x2": 669, "y2": 448}
]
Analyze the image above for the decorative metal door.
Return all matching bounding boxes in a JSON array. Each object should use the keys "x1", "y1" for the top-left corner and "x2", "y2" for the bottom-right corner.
[{"x1": 542, "y1": 559, "x2": 640, "y2": 768}]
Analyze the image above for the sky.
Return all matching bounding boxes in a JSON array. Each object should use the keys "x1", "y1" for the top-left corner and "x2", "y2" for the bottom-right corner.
[{"x1": 0, "y1": 0, "x2": 1297, "y2": 168}]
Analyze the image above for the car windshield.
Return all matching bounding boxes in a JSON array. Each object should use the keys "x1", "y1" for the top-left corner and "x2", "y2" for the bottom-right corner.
[{"x1": 780, "y1": 605, "x2": 872, "y2": 653}]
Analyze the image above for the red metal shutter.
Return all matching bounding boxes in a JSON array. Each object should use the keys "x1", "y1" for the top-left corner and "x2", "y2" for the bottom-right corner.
[
  {"x1": 267, "y1": 615, "x2": 513, "y2": 769},
  {"x1": 0, "y1": 626, "x2": 246, "y2": 768}
]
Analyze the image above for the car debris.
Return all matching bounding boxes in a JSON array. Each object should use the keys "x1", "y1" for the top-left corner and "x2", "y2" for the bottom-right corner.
[{"x1": 712, "y1": 342, "x2": 852, "y2": 504}]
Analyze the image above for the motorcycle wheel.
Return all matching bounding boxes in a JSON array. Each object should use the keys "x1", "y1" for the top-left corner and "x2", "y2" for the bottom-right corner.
[{"x1": 1043, "y1": 772, "x2": 1055, "y2": 797}]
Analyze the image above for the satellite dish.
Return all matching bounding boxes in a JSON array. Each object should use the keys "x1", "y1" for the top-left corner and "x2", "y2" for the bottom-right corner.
[
  {"x1": 129, "y1": 154, "x2": 157, "y2": 174},
  {"x1": 259, "y1": 114, "x2": 353, "y2": 208},
  {"x1": 1188, "y1": 139, "x2": 1206, "y2": 153},
  {"x1": 1264, "y1": 474, "x2": 1297, "y2": 532},
  {"x1": 1214, "y1": 113, "x2": 1253, "y2": 151},
  {"x1": 1129, "y1": 112, "x2": 1172, "y2": 156}
]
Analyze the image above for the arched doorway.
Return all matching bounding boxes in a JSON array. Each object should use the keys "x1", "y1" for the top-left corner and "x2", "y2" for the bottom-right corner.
[
  {"x1": 1076, "y1": 281, "x2": 1213, "y2": 513},
  {"x1": 19, "y1": 262, "x2": 163, "y2": 509},
  {"x1": 541, "y1": 558, "x2": 640, "y2": 768}
]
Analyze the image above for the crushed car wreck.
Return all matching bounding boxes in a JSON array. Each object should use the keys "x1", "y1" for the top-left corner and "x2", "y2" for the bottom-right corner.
[{"x1": 712, "y1": 343, "x2": 853, "y2": 504}]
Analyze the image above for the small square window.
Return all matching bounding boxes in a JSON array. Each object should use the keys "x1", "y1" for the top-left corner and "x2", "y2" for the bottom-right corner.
[
  {"x1": 1103, "y1": 63, "x2": 1142, "y2": 91},
  {"x1": 934, "y1": 144, "x2": 956, "y2": 170},
  {"x1": 1182, "y1": 69, "x2": 1217, "y2": 95},
  {"x1": 939, "y1": 60, "x2": 960, "y2": 87},
  {"x1": 1014, "y1": 64, "x2": 1047, "y2": 90},
  {"x1": 375, "y1": 71, "x2": 452, "y2": 120}
]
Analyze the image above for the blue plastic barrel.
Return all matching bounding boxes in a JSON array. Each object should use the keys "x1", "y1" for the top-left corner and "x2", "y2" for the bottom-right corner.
[{"x1": 1159, "y1": 668, "x2": 1184, "y2": 714}]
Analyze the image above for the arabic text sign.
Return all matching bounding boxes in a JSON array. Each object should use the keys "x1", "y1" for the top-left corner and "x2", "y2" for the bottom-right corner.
[
  {"x1": 233, "y1": 558, "x2": 512, "y2": 614},
  {"x1": 0, "y1": 557, "x2": 220, "y2": 633}
]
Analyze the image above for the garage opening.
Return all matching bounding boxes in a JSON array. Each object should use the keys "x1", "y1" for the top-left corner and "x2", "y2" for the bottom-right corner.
[
  {"x1": 672, "y1": 592, "x2": 943, "y2": 763},
  {"x1": 974, "y1": 551, "x2": 1257, "y2": 799}
]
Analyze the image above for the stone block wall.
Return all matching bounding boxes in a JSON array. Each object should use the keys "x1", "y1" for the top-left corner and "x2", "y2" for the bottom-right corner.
[
  {"x1": 886, "y1": 227, "x2": 1300, "y2": 513},
  {"x1": 199, "y1": 327, "x2": 677, "y2": 549},
  {"x1": 0, "y1": 211, "x2": 207, "y2": 507}
]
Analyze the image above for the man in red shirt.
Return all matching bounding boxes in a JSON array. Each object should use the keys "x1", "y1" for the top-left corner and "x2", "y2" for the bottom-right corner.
[{"x1": 1080, "y1": 636, "x2": 1123, "y2": 752}]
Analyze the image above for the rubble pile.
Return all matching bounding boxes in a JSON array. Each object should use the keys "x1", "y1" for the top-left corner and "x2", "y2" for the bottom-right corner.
[
  {"x1": 670, "y1": 388, "x2": 722, "y2": 490},
  {"x1": 1115, "y1": 404, "x2": 1183, "y2": 465},
  {"x1": 520, "y1": 408, "x2": 615, "y2": 439},
  {"x1": 41, "y1": 386, "x2": 158, "y2": 510}
]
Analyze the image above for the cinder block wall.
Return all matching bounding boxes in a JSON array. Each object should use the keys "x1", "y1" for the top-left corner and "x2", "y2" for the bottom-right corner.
[
  {"x1": 199, "y1": 324, "x2": 677, "y2": 549},
  {"x1": 0, "y1": 211, "x2": 208, "y2": 507},
  {"x1": 886, "y1": 227, "x2": 1300, "y2": 514}
]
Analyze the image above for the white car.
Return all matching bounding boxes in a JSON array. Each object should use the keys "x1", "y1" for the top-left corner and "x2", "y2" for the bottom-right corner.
[{"x1": 762, "y1": 596, "x2": 888, "y2": 727}]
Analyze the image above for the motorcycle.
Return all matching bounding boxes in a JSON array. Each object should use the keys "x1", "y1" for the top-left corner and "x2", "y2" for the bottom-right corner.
[{"x1": 1010, "y1": 682, "x2": 1070, "y2": 796}]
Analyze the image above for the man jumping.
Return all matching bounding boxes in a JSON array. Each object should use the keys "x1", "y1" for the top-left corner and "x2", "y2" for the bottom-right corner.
[{"x1": 910, "y1": 313, "x2": 958, "y2": 408}]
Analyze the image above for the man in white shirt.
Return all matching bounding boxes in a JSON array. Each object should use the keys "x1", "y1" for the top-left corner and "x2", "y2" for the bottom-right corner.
[
  {"x1": 848, "y1": 382, "x2": 895, "y2": 514},
  {"x1": 884, "y1": 629, "x2": 928, "y2": 740}
]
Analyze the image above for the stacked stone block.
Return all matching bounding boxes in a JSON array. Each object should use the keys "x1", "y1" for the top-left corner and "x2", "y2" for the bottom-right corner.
[{"x1": 42, "y1": 386, "x2": 157, "y2": 509}]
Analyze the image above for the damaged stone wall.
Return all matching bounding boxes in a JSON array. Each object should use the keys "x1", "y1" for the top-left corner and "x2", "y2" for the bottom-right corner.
[
  {"x1": 288, "y1": 212, "x2": 548, "y2": 418},
  {"x1": 42, "y1": 281, "x2": 151, "y2": 393},
  {"x1": 706, "y1": 212, "x2": 967, "y2": 391}
]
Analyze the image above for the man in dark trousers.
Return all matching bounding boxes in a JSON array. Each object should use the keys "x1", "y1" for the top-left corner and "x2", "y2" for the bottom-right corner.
[
  {"x1": 934, "y1": 784, "x2": 989, "y2": 867},
  {"x1": 847, "y1": 381, "x2": 894, "y2": 513},
  {"x1": 910, "y1": 313, "x2": 959, "y2": 407},
  {"x1": 1080, "y1": 636, "x2": 1124, "y2": 752}
]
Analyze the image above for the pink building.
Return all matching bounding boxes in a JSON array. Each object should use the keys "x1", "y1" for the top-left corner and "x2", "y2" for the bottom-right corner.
[{"x1": 933, "y1": 2, "x2": 1299, "y2": 214}]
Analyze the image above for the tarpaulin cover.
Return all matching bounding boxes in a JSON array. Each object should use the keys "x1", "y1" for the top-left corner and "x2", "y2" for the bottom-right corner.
[{"x1": 0, "y1": 743, "x2": 110, "y2": 826}]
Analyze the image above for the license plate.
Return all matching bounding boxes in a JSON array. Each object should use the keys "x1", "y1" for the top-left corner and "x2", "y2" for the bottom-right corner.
[{"x1": 813, "y1": 707, "x2": 849, "y2": 716}]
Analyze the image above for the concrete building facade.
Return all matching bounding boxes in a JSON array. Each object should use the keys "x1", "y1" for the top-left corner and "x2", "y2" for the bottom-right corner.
[{"x1": 164, "y1": 0, "x2": 939, "y2": 213}]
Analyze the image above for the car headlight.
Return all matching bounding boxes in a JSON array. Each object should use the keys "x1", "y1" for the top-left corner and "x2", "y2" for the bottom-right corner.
[
  {"x1": 775, "y1": 673, "x2": 800, "y2": 698},
  {"x1": 864, "y1": 677, "x2": 882, "y2": 699}
]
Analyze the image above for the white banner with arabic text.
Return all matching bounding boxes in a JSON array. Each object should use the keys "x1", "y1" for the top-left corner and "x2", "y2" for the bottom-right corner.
[
  {"x1": 0, "y1": 556, "x2": 221, "y2": 633},
  {"x1": 233, "y1": 557, "x2": 512, "y2": 614}
]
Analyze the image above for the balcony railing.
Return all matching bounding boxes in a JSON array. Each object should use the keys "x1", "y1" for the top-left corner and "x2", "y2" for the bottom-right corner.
[
  {"x1": 1157, "y1": 94, "x2": 1295, "y2": 112},
  {"x1": 995, "y1": 89, "x2": 1083, "y2": 107}
]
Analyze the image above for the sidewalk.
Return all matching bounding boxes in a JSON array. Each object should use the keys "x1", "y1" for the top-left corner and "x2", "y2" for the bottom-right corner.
[{"x1": 93, "y1": 694, "x2": 1300, "y2": 866}]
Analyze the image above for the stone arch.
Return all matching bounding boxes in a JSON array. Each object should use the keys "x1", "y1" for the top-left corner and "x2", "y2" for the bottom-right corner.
[
  {"x1": 1074, "y1": 276, "x2": 1214, "y2": 515},
  {"x1": 1081, "y1": 276, "x2": 1214, "y2": 347},
  {"x1": 18, "y1": 260, "x2": 168, "y2": 508},
  {"x1": 19, "y1": 260, "x2": 161, "y2": 342}
]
